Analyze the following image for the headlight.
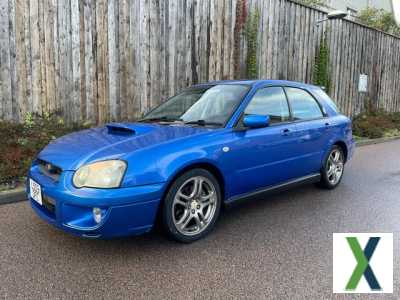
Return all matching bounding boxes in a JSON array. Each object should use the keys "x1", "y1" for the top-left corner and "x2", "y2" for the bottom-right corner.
[{"x1": 73, "y1": 160, "x2": 127, "y2": 188}]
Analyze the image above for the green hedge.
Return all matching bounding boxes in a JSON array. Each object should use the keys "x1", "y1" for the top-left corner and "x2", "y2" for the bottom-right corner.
[
  {"x1": 0, "y1": 113, "x2": 89, "y2": 190},
  {"x1": 352, "y1": 111, "x2": 400, "y2": 139}
]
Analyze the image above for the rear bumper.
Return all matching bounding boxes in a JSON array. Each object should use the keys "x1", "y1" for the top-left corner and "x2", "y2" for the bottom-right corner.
[
  {"x1": 347, "y1": 137, "x2": 356, "y2": 161},
  {"x1": 28, "y1": 166, "x2": 165, "y2": 239}
]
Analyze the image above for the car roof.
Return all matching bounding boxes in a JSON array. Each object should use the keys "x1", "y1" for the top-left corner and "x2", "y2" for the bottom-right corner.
[{"x1": 193, "y1": 79, "x2": 320, "y2": 90}]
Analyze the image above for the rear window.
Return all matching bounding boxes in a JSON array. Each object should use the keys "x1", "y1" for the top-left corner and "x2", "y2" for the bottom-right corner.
[{"x1": 312, "y1": 88, "x2": 339, "y2": 113}]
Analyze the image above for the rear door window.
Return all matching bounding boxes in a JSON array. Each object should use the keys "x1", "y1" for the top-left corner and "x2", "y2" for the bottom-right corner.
[{"x1": 285, "y1": 88, "x2": 324, "y2": 120}]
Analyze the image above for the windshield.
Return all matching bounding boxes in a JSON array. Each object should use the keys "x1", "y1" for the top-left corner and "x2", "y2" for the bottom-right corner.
[{"x1": 141, "y1": 84, "x2": 250, "y2": 126}]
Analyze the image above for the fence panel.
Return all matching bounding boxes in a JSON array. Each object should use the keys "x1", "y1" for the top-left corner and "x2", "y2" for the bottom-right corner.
[{"x1": 1, "y1": 0, "x2": 400, "y2": 123}]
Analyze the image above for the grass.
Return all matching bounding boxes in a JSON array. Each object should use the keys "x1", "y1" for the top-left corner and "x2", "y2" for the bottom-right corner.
[{"x1": 0, "y1": 113, "x2": 90, "y2": 191}]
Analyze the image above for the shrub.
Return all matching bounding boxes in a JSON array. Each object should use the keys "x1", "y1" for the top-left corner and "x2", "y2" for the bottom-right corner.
[
  {"x1": 314, "y1": 35, "x2": 331, "y2": 94},
  {"x1": 390, "y1": 112, "x2": 400, "y2": 124},
  {"x1": 298, "y1": 0, "x2": 327, "y2": 8},
  {"x1": 0, "y1": 113, "x2": 90, "y2": 188},
  {"x1": 358, "y1": 7, "x2": 400, "y2": 36},
  {"x1": 245, "y1": 10, "x2": 260, "y2": 79},
  {"x1": 352, "y1": 111, "x2": 400, "y2": 139}
]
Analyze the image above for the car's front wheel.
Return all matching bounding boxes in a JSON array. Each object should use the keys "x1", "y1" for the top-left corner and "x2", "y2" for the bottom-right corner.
[
  {"x1": 319, "y1": 145, "x2": 345, "y2": 189},
  {"x1": 162, "y1": 169, "x2": 222, "y2": 243}
]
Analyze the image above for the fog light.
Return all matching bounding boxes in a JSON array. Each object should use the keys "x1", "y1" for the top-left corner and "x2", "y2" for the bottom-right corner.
[{"x1": 93, "y1": 207, "x2": 103, "y2": 224}]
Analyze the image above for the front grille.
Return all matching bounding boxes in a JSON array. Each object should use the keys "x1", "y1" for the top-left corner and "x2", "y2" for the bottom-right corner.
[{"x1": 37, "y1": 159, "x2": 62, "y2": 182}]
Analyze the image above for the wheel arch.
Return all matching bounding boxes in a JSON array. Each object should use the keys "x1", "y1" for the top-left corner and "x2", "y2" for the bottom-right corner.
[
  {"x1": 153, "y1": 161, "x2": 226, "y2": 227},
  {"x1": 163, "y1": 161, "x2": 226, "y2": 201},
  {"x1": 333, "y1": 140, "x2": 348, "y2": 162}
]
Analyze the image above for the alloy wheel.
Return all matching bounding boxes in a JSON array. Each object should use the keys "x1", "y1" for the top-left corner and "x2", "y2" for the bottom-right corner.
[
  {"x1": 326, "y1": 149, "x2": 344, "y2": 185},
  {"x1": 172, "y1": 176, "x2": 217, "y2": 236}
]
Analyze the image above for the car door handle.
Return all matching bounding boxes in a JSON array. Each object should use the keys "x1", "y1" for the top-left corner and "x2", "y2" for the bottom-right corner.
[{"x1": 281, "y1": 128, "x2": 291, "y2": 136}]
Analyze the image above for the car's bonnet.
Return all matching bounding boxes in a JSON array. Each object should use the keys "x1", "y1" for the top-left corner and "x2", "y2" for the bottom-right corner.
[{"x1": 37, "y1": 123, "x2": 211, "y2": 170}]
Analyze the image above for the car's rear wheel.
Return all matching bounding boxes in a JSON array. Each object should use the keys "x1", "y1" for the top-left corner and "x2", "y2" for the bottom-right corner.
[
  {"x1": 162, "y1": 169, "x2": 221, "y2": 243},
  {"x1": 319, "y1": 145, "x2": 345, "y2": 189}
]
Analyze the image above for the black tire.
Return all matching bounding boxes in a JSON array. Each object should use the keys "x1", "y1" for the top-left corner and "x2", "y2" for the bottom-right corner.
[
  {"x1": 162, "y1": 168, "x2": 222, "y2": 243},
  {"x1": 318, "y1": 145, "x2": 345, "y2": 190}
]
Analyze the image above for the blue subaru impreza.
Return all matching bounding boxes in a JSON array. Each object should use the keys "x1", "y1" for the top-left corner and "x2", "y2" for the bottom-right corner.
[{"x1": 28, "y1": 80, "x2": 355, "y2": 243}]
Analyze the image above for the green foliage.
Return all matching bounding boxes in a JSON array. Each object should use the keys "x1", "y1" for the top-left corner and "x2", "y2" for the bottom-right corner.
[
  {"x1": 313, "y1": 35, "x2": 331, "y2": 93},
  {"x1": 358, "y1": 7, "x2": 400, "y2": 36},
  {"x1": 297, "y1": 0, "x2": 327, "y2": 8},
  {"x1": 245, "y1": 10, "x2": 260, "y2": 79},
  {"x1": 352, "y1": 110, "x2": 400, "y2": 139},
  {"x1": 0, "y1": 113, "x2": 90, "y2": 188}
]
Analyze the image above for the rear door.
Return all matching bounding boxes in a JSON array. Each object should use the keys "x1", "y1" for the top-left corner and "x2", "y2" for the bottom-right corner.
[{"x1": 285, "y1": 87, "x2": 330, "y2": 175}]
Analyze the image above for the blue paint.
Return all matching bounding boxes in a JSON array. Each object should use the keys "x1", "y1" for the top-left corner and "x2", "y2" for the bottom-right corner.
[
  {"x1": 28, "y1": 80, "x2": 355, "y2": 238},
  {"x1": 243, "y1": 114, "x2": 270, "y2": 128}
]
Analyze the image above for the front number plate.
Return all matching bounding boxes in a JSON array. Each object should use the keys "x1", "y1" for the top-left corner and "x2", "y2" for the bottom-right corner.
[{"x1": 30, "y1": 179, "x2": 42, "y2": 205}]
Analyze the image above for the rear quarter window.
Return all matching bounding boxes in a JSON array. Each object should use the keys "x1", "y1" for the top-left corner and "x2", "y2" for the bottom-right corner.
[{"x1": 312, "y1": 88, "x2": 339, "y2": 114}]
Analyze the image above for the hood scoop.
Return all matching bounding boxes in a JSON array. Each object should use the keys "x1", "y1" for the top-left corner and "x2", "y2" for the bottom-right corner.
[{"x1": 106, "y1": 123, "x2": 136, "y2": 135}]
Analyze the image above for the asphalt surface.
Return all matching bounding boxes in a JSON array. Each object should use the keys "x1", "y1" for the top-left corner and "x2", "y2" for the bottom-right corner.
[{"x1": 1, "y1": 141, "x2": 399, "y2": 299}]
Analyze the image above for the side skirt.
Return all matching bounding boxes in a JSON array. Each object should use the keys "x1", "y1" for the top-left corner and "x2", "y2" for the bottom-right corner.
[{"x1": 225, "y1": 173, "x2": 321, "y2": 207}]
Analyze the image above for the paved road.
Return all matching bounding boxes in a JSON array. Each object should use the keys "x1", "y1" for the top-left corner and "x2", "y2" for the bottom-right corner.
[{"x1": 1, "y1": 141, "x2": 399, "y2": 299}]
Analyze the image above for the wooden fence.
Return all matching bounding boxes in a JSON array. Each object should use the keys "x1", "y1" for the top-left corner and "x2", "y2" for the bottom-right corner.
[{"x1": 1, "y1": 0, "x2": 400, "y2": 124}]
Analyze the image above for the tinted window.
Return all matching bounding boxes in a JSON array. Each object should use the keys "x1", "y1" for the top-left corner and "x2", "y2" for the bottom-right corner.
[
  {"x1": 285, "y1": 88, "x2": 323, "y2": 120},
  {"x1": 143, "y1": 85, "x2": 250, "y2": 125},
  {"x1": 245, "y1": 87, "x2": 290, "y2": 124},
  {"x1": 312, "y1": 87, "x2": 339, "y2": 113}
]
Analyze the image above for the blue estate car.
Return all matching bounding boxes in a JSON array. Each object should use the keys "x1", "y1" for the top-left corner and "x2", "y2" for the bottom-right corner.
[{"x1": 28, "y1": 80, "x2": 355, "y2": 243}]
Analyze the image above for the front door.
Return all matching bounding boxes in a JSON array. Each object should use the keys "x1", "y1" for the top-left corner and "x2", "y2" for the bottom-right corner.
[{"x1": 227, "y1": 86, "x2": 302, "y2": 196}]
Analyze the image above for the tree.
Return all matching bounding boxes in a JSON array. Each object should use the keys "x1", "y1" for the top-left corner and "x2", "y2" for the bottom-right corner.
[
  {"x1": 358, "y1": 7, "x2": 400, "y2": 36},
  {"x1": 297, "y1": 0, "x2": 327, "y2": 8}
]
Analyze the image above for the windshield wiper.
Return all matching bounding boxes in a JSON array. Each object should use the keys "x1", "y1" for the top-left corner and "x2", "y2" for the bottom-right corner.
[
  {"x1": 184, "y1": 120, "x2": 223, "y2": 127},
  {"x1": 139, "y1": 116, "x2": 183, "y2": 123},
  {"x1": 140, "y1": 117, "x2": 222, "y2": 127}
]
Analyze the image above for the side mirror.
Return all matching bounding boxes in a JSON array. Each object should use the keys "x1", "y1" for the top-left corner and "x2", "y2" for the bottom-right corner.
[{"x1": 243, "y1": 115, "x2": 270, "y2": 129}]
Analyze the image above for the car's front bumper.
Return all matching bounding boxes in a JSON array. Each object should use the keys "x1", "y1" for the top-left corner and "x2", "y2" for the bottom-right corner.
[{"x1": 28, "y1": 166, "x2": 165, "y2": 239}]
